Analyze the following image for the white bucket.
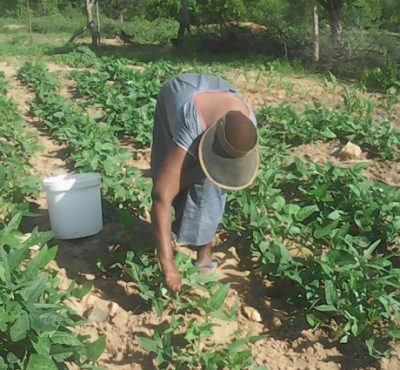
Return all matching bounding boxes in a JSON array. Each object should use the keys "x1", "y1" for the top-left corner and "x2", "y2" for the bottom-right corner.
[{"x1": 42, "y1": 173, "x2": 103, "y2": 239}]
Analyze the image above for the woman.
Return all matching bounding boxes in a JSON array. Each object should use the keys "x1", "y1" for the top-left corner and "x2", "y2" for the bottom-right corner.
[{"x1": 151, "y1": 73, "x2": 259, "y2": 293}]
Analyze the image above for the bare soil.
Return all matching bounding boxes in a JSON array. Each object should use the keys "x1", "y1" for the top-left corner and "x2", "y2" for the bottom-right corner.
[{"x1": 2, "y1": 61, "x2": 400, "y2": 370}]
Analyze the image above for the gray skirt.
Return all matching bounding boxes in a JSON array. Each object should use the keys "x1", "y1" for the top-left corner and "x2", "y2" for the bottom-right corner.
[{"x1": 172, "y1": 178, "x2": 227, "y2": 246}]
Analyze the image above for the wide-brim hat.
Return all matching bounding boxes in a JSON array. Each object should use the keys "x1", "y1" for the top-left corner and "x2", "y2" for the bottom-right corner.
[{"x1": 198, "y1": 111, "x2": 259, "y2": 191}]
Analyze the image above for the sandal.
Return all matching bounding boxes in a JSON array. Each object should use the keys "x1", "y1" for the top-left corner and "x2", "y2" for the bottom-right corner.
[{"x1": 193, "y1": 259, "x2": 218, "y2": 274}]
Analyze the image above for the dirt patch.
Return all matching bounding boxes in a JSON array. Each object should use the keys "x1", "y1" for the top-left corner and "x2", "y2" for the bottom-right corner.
[
  {"x1": 223, "y1": 69, "x2": 345, "y2": 110},
  {"x1": 287, "y1": 140, "x2": 400, "y2": 187},
  {"x1": 2, "y1": 24, "x2": 25, "y2": 31}
]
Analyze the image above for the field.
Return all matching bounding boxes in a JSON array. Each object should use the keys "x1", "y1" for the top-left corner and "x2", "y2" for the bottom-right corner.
[{"x1": 1, "y1": 32, "x2": 400, "y2": 370}]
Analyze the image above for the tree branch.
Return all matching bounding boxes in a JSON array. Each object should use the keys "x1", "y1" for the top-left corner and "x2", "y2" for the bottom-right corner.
[{"x1": 65, "y1": 24, "x2": 89, "y2": 45}]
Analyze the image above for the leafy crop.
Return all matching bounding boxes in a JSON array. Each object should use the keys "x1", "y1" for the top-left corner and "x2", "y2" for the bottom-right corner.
[
  {"x1": 54, "y1": 46, "x2": 101, "y2": 69},
  {"x1": 18, "y1": 61, "x2": 151, "y2": 215},
  {"x1": 257, "y1": 102, "x2": 400, "y2": 160},
  {"x1": 0, "y1": 71, "x2": 8, "y2": 95},
  {"x1": 359, "y1": 51, "x2": 400, "y2": 95},
  {"x1": 0, "y1": 73, "x2": 104, "y2": 369},
  {"x1": 226, "y1": 146, "x2": 400, "y2": 357},
  {"x1": 18, "y1": 60, "x2": 263, "y2": 368},
  {"x1": 0, "y1": 72, "x2": 39, "y2": 223},
  {"x1": 70, "y1": 57, "x2": 180, "y2": 147},
  {"x1": 18, "y1": 53, "x2": 400, "y2": 362},
  {"x1": 104, "y1": 207, "x2": 264, "y2": 368},
  {"x1": 0, "y1": 211, "x2": 105, "y2": 369}
]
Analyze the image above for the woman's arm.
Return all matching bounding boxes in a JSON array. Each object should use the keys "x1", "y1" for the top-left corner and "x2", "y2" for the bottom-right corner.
[{"x1": 151, "y1": 144, "x2": 187, "y2": 292}]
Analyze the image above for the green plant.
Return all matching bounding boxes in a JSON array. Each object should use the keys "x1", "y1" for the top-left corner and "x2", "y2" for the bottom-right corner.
[
  {"x1": 227, "y1": 153, "x2": 400, "y2": 357},
  {"x1": 0, "y1": 211, "x2": 105, "y2": 369},
  {"x1": 359, "y1": 50, "x2": 400, "y2": 94},
  {"x1": 257, "y1": 102, "x2": 400, "y2": 160},
  {"x1": 0, "y1": 72, "x2": 8, "y2": 95},
  {"x1": 18, "y1": 60, "x2": 151, "y2": 216},
  {"x1": 54, "y1": 46, "x2": 101, "y2": 69},
  {"x1": 69, "y1": 57, "x2": 180, "y2": 147},
  {"x1": 138, "y1": 316, "x2": 265, "y2": 369},
  {"x1": 0, "y1": 79, "x2": 39, "y2": 223}
]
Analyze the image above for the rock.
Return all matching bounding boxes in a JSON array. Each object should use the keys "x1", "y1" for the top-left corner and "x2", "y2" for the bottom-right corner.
[
  {"x1": 83, "y1": 293, "x2": 97, "y2": 307},
  {"x1": 227, "y1": 246, "x2": 240, "y2": 260},
  {"x1": 64, "y1": 297, "x2": 85, "y2": 317},
  {"x1": 381, "y1": 357, "x2": 400, "y2": 370},
  {"x1": 210, "y1": 317, "x2": 239, "y2": 344},
  {"x1": 85, "y1": 306, "x2": 109, "y2": 323},
  {"x1": 271, "y1": 316, "x2": 282, "y2": 329},
  {"x1": 123, "y1": 282, "x2": 137, "y2": 296},
  {"x1": 242, "y1": 306, "x2": 262, "y2": 322},
  {"x1": 115, "y1": 351, "x2": 124, "y2": 361},
  {"x1": 84, "y1": 273, "x2": 96, "y2": 281},
  {"x1": 337, "y1": 142, "x2": 362, "y2": 160},
  {"x1": 111, "y1": 308, "x2": 130, "y2": 328},
  {"x1": 108, "y1": 302, "x2": 119, "y2": 317}
]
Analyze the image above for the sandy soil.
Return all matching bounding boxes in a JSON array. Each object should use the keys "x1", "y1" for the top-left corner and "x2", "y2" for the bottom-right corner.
[{"x1": 1, "y1": 61, "x2": 400, "y2": 370}]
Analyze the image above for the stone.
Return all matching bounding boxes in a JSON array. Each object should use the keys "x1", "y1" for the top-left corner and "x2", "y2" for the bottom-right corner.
[
  {"x1": 84, "y1": 273, "x2": 96, "y2": 281},
  {"x1": 63, "y1": 297, "x2": 85, "y2": 317},
  {"x1": 242, "y1": 306, "x2": 262, "y2": 322},
  {"x1": 210, "y1": 317, "x2": 239, "y2": 344},
  {"x1": 337, "y1": 142, "x2": 362, "y2": 160},
  {"x1": 85, "y1": 306, "x2": 109, "y2": 323},
  {"x1": 271, "y1": 316, "x2": 282, "y2": 329},
  {"x1": 111, "y1": 308, "x2": 130, "y2": 328},
  {"x1": 115, "y1": 351, "x2": 124, "y2": 361},
  {"x1": 83, "y1": 293, "x2": 96, "y2": 307},
  {"x1": 108, "y1": 302, "x2": 119, "y2": 317}
]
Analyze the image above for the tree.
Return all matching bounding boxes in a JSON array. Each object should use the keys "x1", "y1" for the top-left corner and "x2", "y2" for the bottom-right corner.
[
  {"x1": 66, "y1": 0, "x2": 100, "y2": 47},
  {"x1": 312, "y1": 1, "x2": 319, "y2": 62},
  {"x1": 318, "y1": 0, "x2": 343, "y2": 47}
]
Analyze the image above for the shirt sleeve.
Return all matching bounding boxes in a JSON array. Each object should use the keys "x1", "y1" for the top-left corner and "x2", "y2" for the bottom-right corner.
[{"x1": 172, "y1": 101, "x2": 204, "y2": 157}]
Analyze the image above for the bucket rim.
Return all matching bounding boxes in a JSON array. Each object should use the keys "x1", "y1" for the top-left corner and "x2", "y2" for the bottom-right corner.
[{"x1": 42, "y1": 172, "x2": 101, "y2": 192}]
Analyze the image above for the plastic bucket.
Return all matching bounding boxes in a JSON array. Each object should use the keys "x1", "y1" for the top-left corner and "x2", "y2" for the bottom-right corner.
[{"x1": 42, "y1": 173, "x2": 103, "y2": 239}]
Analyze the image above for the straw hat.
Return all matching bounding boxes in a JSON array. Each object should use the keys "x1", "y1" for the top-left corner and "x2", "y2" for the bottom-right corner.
[{"x1": 198, "y1": 111, "x2": 259, "y2": 190}]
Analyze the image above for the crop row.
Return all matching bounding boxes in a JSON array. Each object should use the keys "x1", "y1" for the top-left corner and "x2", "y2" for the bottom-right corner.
[
  {"x1": 18, "y1": 61, "x2": 151, "y2": 215},
  {"x1": 17, "y1": 61, "x2": 266, "y2": 370},
  {"x1": 69, "y1": 58, "x2": 179, "y2": 147},
  {"x1": 0, "y1": 71, "x2": 39, "y2": 223},
  {"x1": 0, "y1": 71, "x2": 104, "y2": 370},
  {"x1": 67, "y1": 47, "x2": 400, "y2": 161},
  {"x1": 258, "y1": 101, "x2": 400, "y2": 160},
  {"x1": 227, "y1": 133, "x2": 400, "y2": 356}
]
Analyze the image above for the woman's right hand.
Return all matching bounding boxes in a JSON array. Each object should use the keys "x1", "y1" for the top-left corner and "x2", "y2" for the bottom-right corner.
[{"x1": 163, "y1": 263, "x2": 182, "y2": 293}]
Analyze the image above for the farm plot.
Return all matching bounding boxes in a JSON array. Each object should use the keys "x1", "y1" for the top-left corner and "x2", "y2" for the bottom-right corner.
[{"x1": 1, "y1": 49, "x2": 400, "y2": 370}]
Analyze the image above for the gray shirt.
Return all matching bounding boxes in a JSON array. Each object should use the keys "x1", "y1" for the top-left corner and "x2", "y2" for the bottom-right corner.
[{"x1": 151, "y1": 73, "x2": 257, "y2": 178}]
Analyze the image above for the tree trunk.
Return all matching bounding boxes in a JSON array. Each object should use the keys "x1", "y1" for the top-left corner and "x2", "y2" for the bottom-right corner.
[
  {"x1": 86, "y1": 0, "x2": 100, "y2": 48},
  {"x1": 318, "y1": 0, "x2": 342, "y2": 48},
  {"x1": 27, "y1": 0, "x2": 33, "y2": 44},
  {"x1": 328, "y1": 8, "x2": 341, "y2": 47},
  {"x1": 96, "y1": 1, "x2": 101, "y2": 34},
  {"x1": 312, "y1": 3, "x2": 319, "y2": 62},
  {"x1": 176, "y1": 0, "x2": 190, "y2": 46},
  {"x1": 66, "y1": 0, "x2": 100, "y2": 47}
]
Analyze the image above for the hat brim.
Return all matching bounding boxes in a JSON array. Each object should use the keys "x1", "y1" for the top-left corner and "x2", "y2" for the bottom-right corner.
[{"x1": 198, "y1": 122, "x2": 259, "y2": 191}]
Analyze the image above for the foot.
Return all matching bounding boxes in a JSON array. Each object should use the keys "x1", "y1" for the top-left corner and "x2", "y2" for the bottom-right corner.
[
  {"x1": 195, "y1": 242, "x2": 213, "y2": 266},
  {"x1": 193, "y1": 242, "x2": 216, "y2": 274},
  {"x1": 194, "y1": 259, "x2": 218, "y2": 275}
]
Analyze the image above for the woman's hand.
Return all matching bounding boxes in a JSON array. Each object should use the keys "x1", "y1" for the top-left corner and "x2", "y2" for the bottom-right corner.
[{"x1": 163, "y1": 263, "x2": 182, "y2": 293}]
